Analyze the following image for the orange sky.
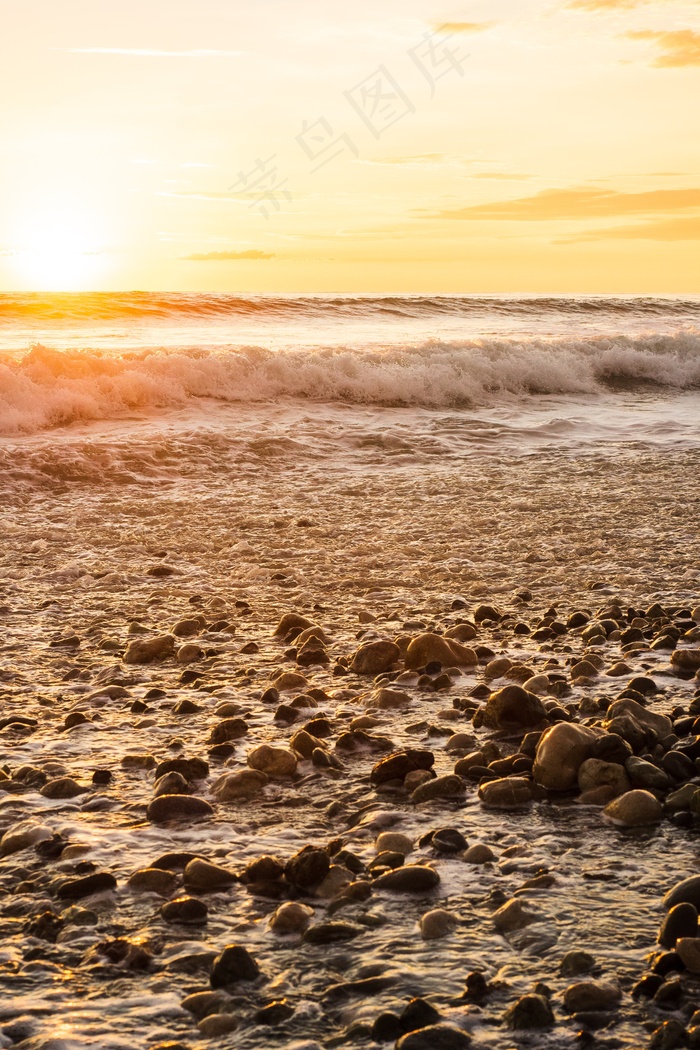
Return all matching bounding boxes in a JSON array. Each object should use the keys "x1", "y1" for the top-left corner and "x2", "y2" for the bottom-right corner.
[{"x1": 1, "y1": 0, "x2": 699, "y2": 292}]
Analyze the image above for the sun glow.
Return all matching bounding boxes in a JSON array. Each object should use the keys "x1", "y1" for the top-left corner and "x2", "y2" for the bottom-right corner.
[{"x1": 11, "y1": 203, "x2": 110, "y2": 291}]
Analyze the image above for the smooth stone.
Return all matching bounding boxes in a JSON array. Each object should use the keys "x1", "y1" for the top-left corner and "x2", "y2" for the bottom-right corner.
[
  {"x1": 161, "y1": 896, "x2": 208, "y2": 924},
  {"x1": 482, "y1": 685, "x2": 548, "y2": 729},
  {"x1": 285, "y1": 846, "x2": 330, "y2": 889},
  {"x1": 351, "y1": 640, "x2": 401, "y2": 675},
  {"x1": 370, "y1": 749, "x2": 434, "y2": 786},
  {"x1": 184, "y1": 858, "x2": 237, "y2": 892},
  {"x1": 445, "y1": 732, "x2": 477, "y2": 753},
  {"x1": 404, "y1": 633, "x2": 477, "y2": 670},
  {"x1": 503, "y1": 993, "x2": 554, "y2": 1029},
  {"x1": 376, "y1": 832, "x2": 413, "y2": 855},
  {"x1": 625, "y1": 756, "x2": 671, "y2": 791},
  {"x1": 146, "y1": 794, "x2": 214, "y2": 823},
  {"x1": 372, "y1": 688, "x2": 413, "y2": 710},
  {"x1": 664, "y1": 876, "x2": 700, "y2": 910},
  {"x1": 208, "y1": 718, "x2": 248, "y2": 744},
  {"x1": 411, "y1": 774, "x2": 464, "y2": 804},
  {"x1": 606, "y1": 698, "x2": 672, "y2": 738},
  {"x1": 493, "y1": 898, "x2": 538, "y2": 933},
  {"x1": 396, "y1": 1023, "x2": 471, "y2": 1049},
  {"x1": 478, "y1": 776, "x2": 533, "y2": 809},
  {"x1": 211, "y1": 769, "x2": 268, "y2": 801},
  {"x1": 39, "y1": 777, "x2": 86, "y2": 799},
  {"x1": 420, "y1": 908, "x2": 457, "y2": 940},
  {"x1": 274, "y1": 613, "x2": 317, "y2": 637},
  {"x1": 660, "y1": 904, "x2": 698, "y2": 948},
  {"x1": 577, "y1": 758, "x2": 630, "y2": 797},
  {"x1": 374, "y1": 865, "x2": 440, "y2": 892},
  {"x1": 154, "y1": 757, "x2": 209, "y2": 782},
  {"x1": 559, "y1": 950, "x2": 596, "y2": 976},
  {"x1": 463, "y1": 843, "x2": 496, "y2": 864},
  {"x1": 177, "y1": 643, "x2": 204, "y2": 664},
  {"x1": 671, "y1": 649, "x2": 700, "y2": 672},
  {"x1": 153, "y1": 771, "x2": 190, "y2": 797},
  {"x1": 677, "y1": 938, "x2": 700, "y2": 973},
  {"x1": 269, "y1": 901, "x2": 314, "y2": 934},
  {"x1": 0, "y1": 821, "x2": 53, "y2": 857},
  {"x1": 210, "y1": 944, "x2": 260, "y2": 986},
  {"x1": 57, "y1": 872, "x2": 117, "y2": 899},
  {"x1": 197, "y1": 1013, "x2": 239, "y2": 1037},
  {"x1": 123, "y1": 635, "x2": 175, "y2": 664},
  {"x1": 303, "y1": 921, "x2": 363, "y2": 944},
  {"x1": 563, "y1": 980, "x2": 621, "y2": 1013},
  {"x1": 604, "y1": 789, "x2": 663, "y2": 826},
  {"x1": 127, "y1": 868, "x2": 179, "y2": 896},
  {"x1": 181, "y1": 991, "x2": 230, "y2": 1019},
  {"x1": 247, "y1": 744, "x2": 297, "y2": 777},
  {"x1": 533, "y1": 723, "x2": 603, "y2": 791}
]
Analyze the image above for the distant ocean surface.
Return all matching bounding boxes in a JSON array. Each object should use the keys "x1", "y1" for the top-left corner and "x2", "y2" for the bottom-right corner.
[{"x1": 1, "y1": 293, "x2": 699, "y2": 486}]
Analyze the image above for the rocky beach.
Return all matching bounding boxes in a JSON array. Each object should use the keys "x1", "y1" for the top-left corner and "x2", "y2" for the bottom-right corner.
[{"x1": 1, "y1": 294, "x2": 700, "y2": 1050}]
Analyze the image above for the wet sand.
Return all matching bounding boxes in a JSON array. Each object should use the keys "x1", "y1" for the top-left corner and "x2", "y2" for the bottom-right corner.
[{"x1": 1, "y1": 444, "x2": 700, "y2": 1050}]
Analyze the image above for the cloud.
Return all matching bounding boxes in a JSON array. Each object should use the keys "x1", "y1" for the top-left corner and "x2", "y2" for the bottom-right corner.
[
  {"x1": 569, "y1": 0, "x2": 651, "y2": 10},
  {"x1": 60, "y1": 48, "x2": 243, "y2": 58},
  {"x1": 471, "y1": 172, "x2": 532, "y2": 180},
  {"x1": 433, "y1": 22, "x2": 494, "y2": 33},
  {"x1": 433, "y1": 185, "x2": 700, "y2": 220},
  {"x1": 182, "y1": 250, "x2": 275, "y2": 261},
  {"x1": 557, "y1": 216, "x2": 700, "y2": 242},
  {"x1": 627, "y1": 29, "x2": 700, "y2": 67}
]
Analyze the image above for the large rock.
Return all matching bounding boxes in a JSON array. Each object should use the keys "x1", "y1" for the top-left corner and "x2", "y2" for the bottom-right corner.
[
  {"x1": 478, "y1": 776, "x2": 533, "y2": 809},
  {"x1": 373, "y1": 865, "x2": 440, "y2": 892},
  {"x1": 274, "y1": 613, "x2": 317, "y2": 638},
  {"x1": 210, "y1": 944, "x2": 260, "y2": 986},
  {"x1": 482, "y1": 685, "x2": 548, "y2": 730},
  {"x1": 659, "y1": 903, "x2": 698, "y2": 948},
  {"x1": 0, "y1": 822, "x2": 53, "y2": 856},
  {"x1": 123, "y1": 635, "x2": 175, "y2": 664},
  {"x1": 371, "y1": 749, "x2": 434, "y2": 786},
  {"x1": 211, "y1": 769, "x2": 268, "y2": 801},
  {"x1": 563, "y1": 980, "x2": 621, "y2": 1013},
  {"x1": 184, "y1": 858, "x2": 237, "y2": 892},
  {"x1": 351, "y1": 640, "x2": 401, "y2": 675},
  {"x1": 577, "y1": 758, "x2": 631, "y2": 797},
  {"x1": 396, "y1": 1024, "x2": 472, "y2": 1049},
  {"x1": 676, "y1": 937, "x2": 700, "y2": 973},
  {"x1": 604, "y1": 789, "x2": 662, "y2": 827},
  {"x1": 247, "y1": 745, "x2": 297, "y2": 778},
  {"x1": 671, "y1": 649, "x2": 700, "y2": 672},
  {"x1": 404, "y1": 633, "x2": 477, "y2": 671},
  {"x1": 533, "y1": 723, "x2": 602, "y2": 791},
  {"x1": 411, "y1": 774, "x2": 464, "y2": 804},
  {"x1": 605, "y1": 698, "x2": 672, "y2": 738},
  {"x1": 664, "y1": 876, "x2": 700, "y2": 910},
  {"x1": 146, "y1": 794, "x2": 214, "y2": 823}
]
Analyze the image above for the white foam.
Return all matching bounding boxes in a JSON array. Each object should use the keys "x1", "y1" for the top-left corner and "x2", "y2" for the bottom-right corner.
[{"x1": 1, "y1": 332, "x2": 700, "y2": 436}]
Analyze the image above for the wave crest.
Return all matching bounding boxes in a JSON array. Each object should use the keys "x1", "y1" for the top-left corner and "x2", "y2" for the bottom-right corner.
[{"x1": 1, "y1": 332, "x2": 700, "y2": 435}]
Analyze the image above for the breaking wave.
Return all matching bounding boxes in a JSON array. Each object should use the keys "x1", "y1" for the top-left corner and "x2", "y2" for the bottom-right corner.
[{"x1": 1, "y1": 331, "x2": 700, "y2": 435}]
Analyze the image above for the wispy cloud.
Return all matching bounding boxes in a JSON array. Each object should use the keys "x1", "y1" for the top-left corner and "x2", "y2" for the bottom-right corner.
[
  {"x1": 569, "y1": 0, "x2": 653, "y2": 10},
  {"x1": 433, "y1": 21, "x2": 494, "y2": 33},
  {"x1": 471, "y1": 172, "x2": 532, "y2": 180},
  {"x1": 182, "y1": 250, "x2": 275, "y2": 261},
  {"x1": 627, "y1": 29, "x2": 700, "y2": 67},
  {"x1": 557, "y1": 216, "x2": 700, "y2": 242},
  {"x1": 433, "y1": 185, "x2": 700, "y2": 220},
  {"x1": 60, "y1": 48, "x2": 244, "y2": 58}
]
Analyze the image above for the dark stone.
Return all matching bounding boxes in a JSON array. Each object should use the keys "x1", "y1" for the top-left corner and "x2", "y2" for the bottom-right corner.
[
  {"x1": 209, "y1": 718, "x2": 248, "y2": 744},
  {"x1": 304, "y1": 922, "x2": 363, "y2": 944},
  {"x1": 589, "y1": 734, "x2": 633, "y2": 765},
  {"x1": 373, "y1": 866, "x2": 440, "y2": 892},
  {"x1": 632, "y1": 974, "x2": 664, "y2": 999},
  {"x1": 151, "y1": 851, "x2": 199, "y2": 871},
  {"x1": 431, "y1": 828, "x2": 468, "y2": 854},
  {"x1": 254, "y1": 1000, "x2": 294, "y2": 1025},
  {"x1": 659, "y1": 903, "x2": 699, "y2": 948},
  {"x1": 161, "y1": 896, "x2": 208, "y2": 924},
  {"x1": 662, "y1": 751, "x2": 696, "y2": 782},
  {"x1": 25, "y1": 910, "x2": 64, "y2": 942},
  {"x1": 371, "y1": 750, "x2": 435, "y2": 786},
  {"x1": 463, "y1": 971, "x2": 490, "y2": 1002},
  {"x1": 651, "y1": 951, "x2": 684, "y2": 977},
  {"x1": 56, "y1": 872, "x2": 117, "y2": 899},
  {"x1": 373, "y1": 1013, "x2": 403, "y2": 1041},
  {"x1": 92, "y1": 769, "x2": 112, "y2": 786},
  {"x1": 210, "y1": 944, "x2": 260, "y2": 986},
  {"x1": 154, "y1": 757, "x2": 209, "y2": 782},
  {"x1": 482, "y1": 685, "x2": 548, "y2": 729},
  {"x1": 503, "y1": 993, "x2": 555, "y2": 1029},
  {"x1": 400, "y1": 998, "x2": 441, "y2": 1032},
  {"x1": 664, "y1": 876, "x2": 700, "y2": 910},
  {"x1": 395, "y1": 1024, "x2": 471, "y2": 1049},
  {"x1": 285, "y1": 846, "x2": 330, "y2": 889}
]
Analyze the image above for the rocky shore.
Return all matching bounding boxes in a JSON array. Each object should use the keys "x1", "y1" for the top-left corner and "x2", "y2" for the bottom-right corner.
[{"x1": 1, "y1": 450, "x2": 700, "y2": 1050}]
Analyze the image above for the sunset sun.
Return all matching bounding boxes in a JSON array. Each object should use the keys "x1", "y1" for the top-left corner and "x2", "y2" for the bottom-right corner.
[{"x1": 12, "y1": 203, "x2": 108, "y2": 291}]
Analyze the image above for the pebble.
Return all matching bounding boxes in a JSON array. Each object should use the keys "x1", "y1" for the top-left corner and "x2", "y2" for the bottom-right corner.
[
  {"x1": 478, "y1": 776, "x2": 533, "y2": 808},
  {"x1": 503, "y1": 993, "x2": 555, "y2": 1029},
  {"x1": 123, "y1": 635, "x2": 175, "y2": 664},
  {"x1": 269, "y1": 901, "x2": 314, "y2": 934},
  {"x1": 350, "y1": 640, "x2": 401, "y2": 674},
  {"x1": 183, "y1": 858, "x2": 237, "y2": 892},
  {"x1": 395, "y1": 1023, "x2": 472, "y2": 1049},
  {"x1": 411, "y1": 774, "x2": 464, "y2": 804},
  {"x1": 161, "y1": 896, "x2": 208, "y2": 924},
  {"x1": 533, "y1": 723, "x2": 602, "y2": 790},
  {"x1": 493, "y1": 898, "x2": 538, "y2": 933},
  {"x1": 463, "y1": 843, "x2": 496, "y2": 864},
  {"x1": 127, "y1": 868, "x2": 179, "y2": 896},
  {"x1": 197, "y1": 1012, "x2": 239, "y2": 1036},
  {"x1": 211, "y1": 769, "x2": 268, "y2": 801},
  {"x1": 562, "y1": 979, "x2": 621, "y2": 1012},
  {"x1": 482, "y1": 685, "x2": 547, "y2": 729},
  {"x1": 376, "y1": 832, "x2": 413, "y2": 855},
  {"x1": 404, "y1": 633, "x2": 477, "y2": 670}
]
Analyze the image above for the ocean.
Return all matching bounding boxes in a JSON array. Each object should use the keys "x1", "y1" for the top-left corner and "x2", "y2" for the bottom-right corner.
[{"x1": 1, "y1": 293, "x2": 700, "y2": 490}]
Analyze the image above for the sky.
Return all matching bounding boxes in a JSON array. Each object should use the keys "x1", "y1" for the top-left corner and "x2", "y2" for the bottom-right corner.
[{"x1": 0, "y1": 0, "x2": 699, "y2": 293}]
